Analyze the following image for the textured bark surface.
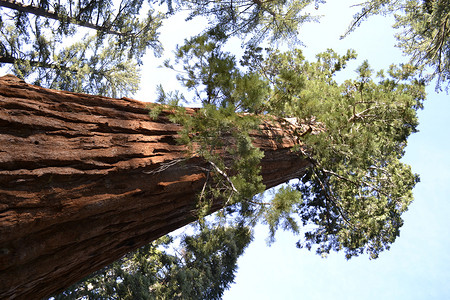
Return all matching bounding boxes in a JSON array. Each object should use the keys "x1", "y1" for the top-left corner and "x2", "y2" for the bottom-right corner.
[{"x1": 0, "y1": 74, "x2": 317, "y2": 299}]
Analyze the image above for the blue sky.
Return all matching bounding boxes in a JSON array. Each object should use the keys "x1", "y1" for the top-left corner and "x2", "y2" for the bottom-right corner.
[{"x1": 135, "y1": 1, "x2": 450, "y2": 299}]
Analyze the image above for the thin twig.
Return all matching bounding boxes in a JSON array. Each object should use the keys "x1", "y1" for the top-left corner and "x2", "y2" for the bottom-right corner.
[
  {"x1": 143, "y1": 158, "x2": 185, "y2": 174},
  {"x1": 209, "y1": 161, "x2": 238, "y2": 193},
  {"x1": 313, "y1": 170, "x2": 356, "y2": 229}
]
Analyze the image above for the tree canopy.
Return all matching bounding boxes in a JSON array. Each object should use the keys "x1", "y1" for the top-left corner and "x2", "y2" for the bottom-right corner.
[
  {"x1": 157, "y1": 35, "x2": 423, "y2": 259},
  {"x1": 1, "y1": 0, "x2": 446, "y2": 298}
]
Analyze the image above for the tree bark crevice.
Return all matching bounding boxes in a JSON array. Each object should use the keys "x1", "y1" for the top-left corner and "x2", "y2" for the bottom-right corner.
[{"x1": 0, "y1": 74, "x2": 318, "y2": 299}]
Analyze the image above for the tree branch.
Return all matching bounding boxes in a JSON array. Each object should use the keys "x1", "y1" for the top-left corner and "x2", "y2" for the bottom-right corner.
[
  {"x1": 313, "y1": 169, "x2": 355, "y2": 229},
  {"x1": 0, "y1": 0, "x2": 127, "y2": 36}
]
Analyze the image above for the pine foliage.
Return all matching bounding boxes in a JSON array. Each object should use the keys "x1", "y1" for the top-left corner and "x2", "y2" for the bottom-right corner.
[
  {"x1": 343, "y1": 0, "x2": 450, "y2": 91},
  {"x1": 165, "y1": 0, "x2": 325, "y2": 45},
  {"x1": 51, "y1": 225, "x2": 252, "y2": 300},
  {"x1": 0, "y1": 0, "x2": 163, "y2": 97},
  {"x1": 158, "y1": 34, "x2": 425, "y2": 259}
]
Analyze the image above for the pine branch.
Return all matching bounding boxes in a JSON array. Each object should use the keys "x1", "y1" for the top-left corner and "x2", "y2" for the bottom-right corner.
[
  {"x1": 313, "y1": 169, "x2": 355, "y2": 229},
  {"x1": 251, "y1": 0, "x2": 276, "y2": 17},
  {"x1": 209, "y1": 161, "x2": 238, "y2": 193},
  {"x1": 0, "y1": 0, "x2": 128, "y2": 36},
  {"x1": 0, "y1": 54, "x2": 109, "y2": 78}
]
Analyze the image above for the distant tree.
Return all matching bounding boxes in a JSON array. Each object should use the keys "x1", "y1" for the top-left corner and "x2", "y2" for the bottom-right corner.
[
  {"x1": 0, "y1": 32, "x2": 143, "y2": 96},
  {"x1": 343, "y1": 0, "x2": 450, "y2": 91},
  {"x1": 51, "y1": 225, "x2": 252, "y2": 300},
  {"x1": 167, "y1": 0, "x2": 326, "y2": 45},
  {"x1": 0, "y1": 0, "x2": 163, "y2": 96}
]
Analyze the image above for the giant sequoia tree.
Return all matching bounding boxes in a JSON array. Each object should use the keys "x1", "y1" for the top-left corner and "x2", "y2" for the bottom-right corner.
[{"x1": 0, "y1": 0, "x2": 442, "y2": 299}]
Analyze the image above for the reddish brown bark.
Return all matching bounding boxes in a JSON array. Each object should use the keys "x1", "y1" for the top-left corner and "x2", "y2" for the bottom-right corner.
[{"x1": 0, "y1": 74, "x2": 317, "y2": 299}]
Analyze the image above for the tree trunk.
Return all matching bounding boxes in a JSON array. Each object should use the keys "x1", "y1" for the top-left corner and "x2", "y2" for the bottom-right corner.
[{"x1": 0, "y1": 74, "x2": 317, "y2": 299}]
